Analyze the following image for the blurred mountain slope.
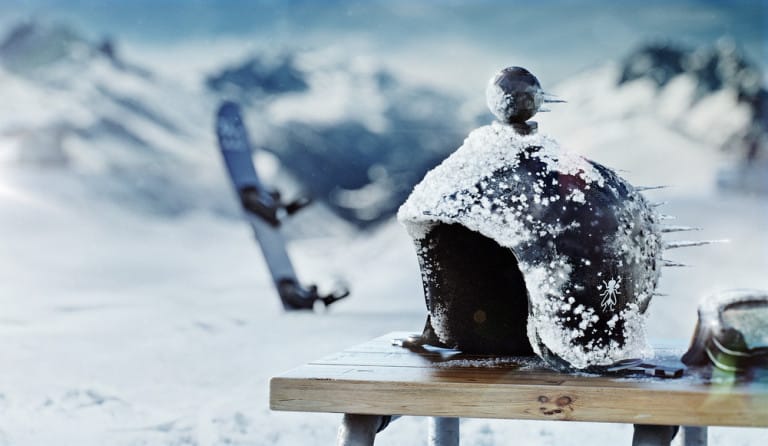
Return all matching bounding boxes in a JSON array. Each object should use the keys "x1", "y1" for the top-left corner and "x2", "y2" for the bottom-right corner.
[{"x1": 1, "y1": 20, "x2": 765, "y2": 232}]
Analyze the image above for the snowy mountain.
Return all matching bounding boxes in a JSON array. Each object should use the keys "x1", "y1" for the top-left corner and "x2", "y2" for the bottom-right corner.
[
  {"x1": 205, "y1": 52, "x2": 474, "y2": 227},
  {"x1": 203, "y1": 41, "x2": 767, "y2": 227},
  {"x1": 535, "y1": 43, "x2": 764, "y2": 197},
  {"x1": 618, "y1": 41, "x2": 767, "y2": 194},
  {"x1": 0, "y1": 21, "x2": 243, "y2": 219},
  {"x1": 0, "y1": 21, "x2": 473, "y2": 229},
  {"x1": 619, "y1": 40, "x2": 766, "y2": 160},
  {"x1": 2, "y1": 21, "x2": 764, "y2": 233},
  {"x1": 206, "y1": 53, "x2": 308, "y2": 98}
]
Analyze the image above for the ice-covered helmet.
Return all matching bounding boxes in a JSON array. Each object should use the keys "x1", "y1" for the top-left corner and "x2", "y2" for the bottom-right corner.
[{"x1": 398, "y1": 67, "x2": 665, "y2": 371}]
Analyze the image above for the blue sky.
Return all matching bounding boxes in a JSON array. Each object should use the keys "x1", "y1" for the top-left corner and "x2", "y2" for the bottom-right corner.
[
  {"x1": 2, "y1": 0, "x2": 764, "y2": 43},
  {"x1": 1, "y1": 0, "x2": 764, "y2": 83}
]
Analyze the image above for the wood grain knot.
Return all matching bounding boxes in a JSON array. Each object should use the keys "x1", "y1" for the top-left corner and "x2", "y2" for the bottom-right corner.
[{"x1": 537, "y1": 394, "x2": 574, "y2": 417}]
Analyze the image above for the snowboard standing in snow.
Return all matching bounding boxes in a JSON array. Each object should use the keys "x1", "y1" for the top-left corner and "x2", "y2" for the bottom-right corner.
[{"x1": 215, "y1": 101, "x2": 348, "y2": 310}]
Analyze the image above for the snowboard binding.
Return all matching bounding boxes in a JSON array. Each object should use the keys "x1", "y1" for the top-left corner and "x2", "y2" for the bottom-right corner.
[
  {"x1": 277, "y1": 278, "x2": 350, "y2": 310},
  {"x1": 239, "y1": 186, "x2": 312, "y2": 227}
]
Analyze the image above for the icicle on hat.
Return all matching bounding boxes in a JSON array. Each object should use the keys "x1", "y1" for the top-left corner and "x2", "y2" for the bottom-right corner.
[{"x1": 398, "y1": 67, "x2": 698, "y2": 372}]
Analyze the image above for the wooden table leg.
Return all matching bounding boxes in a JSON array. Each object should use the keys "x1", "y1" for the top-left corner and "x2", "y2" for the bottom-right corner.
[
  {"x1": 681, "y1": 426, "x2": 707, "y2": 446},
  {"x1": 632, "y1": 425, "x2": 679, "y2": 446},
  {"x1": 337, "y1": 414, "x2": 386, "y2": 446},
  {"x1": 428, "y1": 417, "x2": 459, "y2": 446}
]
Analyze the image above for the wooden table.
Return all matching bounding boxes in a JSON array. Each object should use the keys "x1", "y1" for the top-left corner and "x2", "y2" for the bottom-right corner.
[{"x1": 270, "y1": 332, "x2": 768, "y2": 445}]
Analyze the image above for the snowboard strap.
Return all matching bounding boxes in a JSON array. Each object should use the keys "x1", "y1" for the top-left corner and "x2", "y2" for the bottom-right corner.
[
  {"x1": 284, "y1": 196, "x2": 312, "y2": 216},
  {"x1": 239, "y1": 186, "x2": 312, "y2": 227},
  {"x1": 240, "y1": 186, "x2": 280, "y2": 226},
  {"x1": 277, "y1": 278, "x2": 349, "y2": 310}
]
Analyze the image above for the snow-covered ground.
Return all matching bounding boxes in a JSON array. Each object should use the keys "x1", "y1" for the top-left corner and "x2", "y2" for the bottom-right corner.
[{"x1": 0, "y1": 167, "x2": 420, "y2": 445}]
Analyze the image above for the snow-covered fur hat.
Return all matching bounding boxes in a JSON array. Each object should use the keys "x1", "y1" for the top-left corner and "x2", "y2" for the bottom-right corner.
[{"x1": 398, "y1": 67, "x2": 664, "y2": 371}]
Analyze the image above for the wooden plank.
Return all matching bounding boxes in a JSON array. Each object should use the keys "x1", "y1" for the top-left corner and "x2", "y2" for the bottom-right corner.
[
  {"x1": 270, "y1": 332, "x2": 768, "y2": 427},
  {"x1": 270, "y1": 364, "x2": 768, "y2": 426}
]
